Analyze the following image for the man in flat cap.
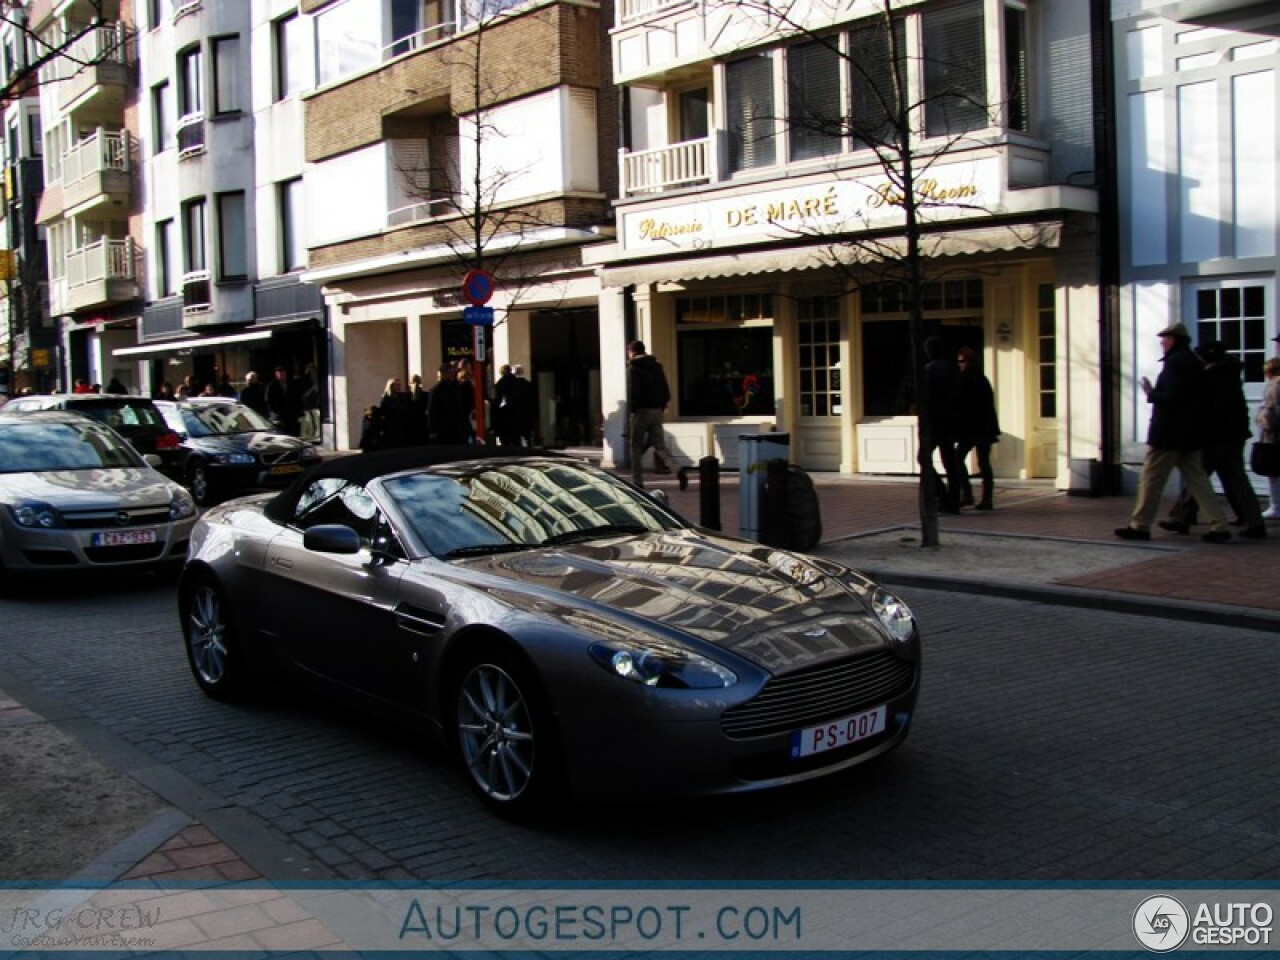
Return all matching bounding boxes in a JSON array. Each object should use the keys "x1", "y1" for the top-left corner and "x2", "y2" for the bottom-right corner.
[{"x1": 1116, "y1": 322, "x2": 1232, "y2": 543}]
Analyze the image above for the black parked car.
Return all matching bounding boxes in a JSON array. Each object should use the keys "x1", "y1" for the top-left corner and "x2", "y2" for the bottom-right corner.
[
  {"x1": 0, "y1": 393, "x2": 183, "y2": 476},
  {"x1": 155, "y1": 399, "x2": 322, "y2": 506}
]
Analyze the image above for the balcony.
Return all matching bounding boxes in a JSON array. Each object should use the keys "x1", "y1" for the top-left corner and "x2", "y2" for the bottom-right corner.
[
  {"x1": 177, "y1": 113, "x2": 207, "y2": 158},
  {"x1": 383, "y1": 21, "x2": 457, "y2": 61},
  {"x1": 62, "y1": 129, "x2": 131, "y2": 215},
  {"x1": 182, "y1": 271, "x2": 212, "y2": 316},
  {"x1": 64, "y1": 237, "x2": 137, "y2": 312},
  {"x1": 387, "y1": 197, "x2": 456, "y2": 228},
  {"x1": 50, "y1": 23, "x2": 130, "y2": 114},
  {"x1": 618, "y1": 0, "x2": 691, "y2": 25},
  {"x1": 619, "y1": 137, "x2": 713, "y2": 196}
]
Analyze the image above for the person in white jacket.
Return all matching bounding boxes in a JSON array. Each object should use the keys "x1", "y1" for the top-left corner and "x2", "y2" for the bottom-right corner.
[{"x1": 1258, "y1": 356, "x2": 1280, "y2": 519}]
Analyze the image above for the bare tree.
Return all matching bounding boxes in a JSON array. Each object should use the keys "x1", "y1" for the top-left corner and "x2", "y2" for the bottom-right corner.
[{"x1": 709, "y1": 0, "x2": 1031, "y2": 545}]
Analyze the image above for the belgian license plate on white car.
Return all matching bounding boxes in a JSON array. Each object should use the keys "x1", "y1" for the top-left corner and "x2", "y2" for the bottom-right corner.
[
  {"x1": 791, "y1": 704, "x2": 887, "y2": 759},
  {"x1": 92, "y1": 529, "x2": 157, "y2": 547}
]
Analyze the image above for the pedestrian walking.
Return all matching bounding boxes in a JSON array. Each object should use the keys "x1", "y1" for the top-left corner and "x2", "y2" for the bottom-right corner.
[
  {"x1": 377, "y1": 377, "x2": 412, "y2": 449},
  {"x1": 510, "y1": 364, "x2": 535, "y2": 446},
  {"x1": 626, "y1": 340, "x2": 673, "y2": 485},
  {"x1": 919, "y1": 335, "x2": 964, "y2": 514},
  {"x1": 407, "y1": 374, "x2": 431, "y2": 445},
  {"x1": 427, "y1": 363, "x2": 470, "y2": 445},
  {"x1": 1161, "y1": 341, "x2": 1265, "y2": 538},
  {"x1": 492, "y1": 364, "x2": 517, "y2": 446},
  {"x1": 954, "y1": 346, "x2": 1000, "y2": 511},
  {"x1": 1115, "y1": 322, "x2": 1231, "y2": 543},
  {"x1": 1257, "y1": 357, "x2": 1280, "y2": 519},
  {"x1": 266, "y1": 366, "x2": 301, "y2": 436},
  {"x1": 239, "y1": 371, "x2": 268, "y2": 417}
]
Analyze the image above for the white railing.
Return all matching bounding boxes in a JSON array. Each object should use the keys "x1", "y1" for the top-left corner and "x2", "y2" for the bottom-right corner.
[
  {"x1": 173, "y1": 1, "x2": 202, "y2": 24},
  {"x1": 65, "y1": 238, "x2": 133, "y2": 289},
  {"x1": 382, "y1": 21, "x2": 458, "y2": 61},
  {"x1": 44, "y1": 23, "x2": 128, "y2": 83},
  {"x1": 618, "y1": 0, "x2": 690, "y2": 25},
  {"x1": 176, "y1": 112, "x2": 206, "y2": 158},
  {"x1": 387, "y1": 197, "x2": 456, "y2": 227},
  {"x1": 620, "y1": 137, "x2": 711, "y2": 195},
  {"x1": 62, "y1": 129, "x2": 130, "y2": 185}
]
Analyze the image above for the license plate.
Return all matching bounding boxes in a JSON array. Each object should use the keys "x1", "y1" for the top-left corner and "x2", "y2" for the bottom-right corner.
[
  {"x1": 92, "y1": 529, "x2": 158, "y2": 547},
  {"x1": 791, "y1": 704, "x2": 887, "y2": 759},
  {"x1": 269, "y1": 464, "x2": 302, "y2": 475}
]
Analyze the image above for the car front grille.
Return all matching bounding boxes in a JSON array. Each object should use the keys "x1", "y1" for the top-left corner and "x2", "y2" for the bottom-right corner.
[
  {"x1": 63, "y1": 508, "x2": 171, "y2": 530},
  {"x1": 260, "y1": 449, "x2": 302, "y2": 466},
  {"x1": 720, "y1": 650, "x2": 916, "y2": 739}
]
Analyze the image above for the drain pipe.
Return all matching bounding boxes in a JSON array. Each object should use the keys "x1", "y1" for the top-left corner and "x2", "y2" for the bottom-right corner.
[{"x1": 1093, "y1": 0, "x2": 1123, "y2": 495}]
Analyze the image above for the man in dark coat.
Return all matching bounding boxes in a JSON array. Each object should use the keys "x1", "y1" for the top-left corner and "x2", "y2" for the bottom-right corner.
[
  {"x1": 1116, "y1": 323, "x2": 1231, "y2": 542},
  {"x1": 1162, "y1": 341, "x2": 1265, "y2": 538},
  {"x1": 626, "y1": 340, "x2": 673, "y2": 485},
  {"x1": 239, "y1": 371, "x2": 269, "y2": 417},
  {"x1": 427, "y1": 363, "x2": 470, "y2": 445},
  {"x1": 954, "y1": 346, "x2": 1000, "y2": 510},
  {"x1": 918, "y1": 335, "x2": 964, "y2": 514}
]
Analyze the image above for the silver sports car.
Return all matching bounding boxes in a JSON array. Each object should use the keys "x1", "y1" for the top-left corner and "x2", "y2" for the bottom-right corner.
[{"x1": 179, "y1": 448, "x2": 920, "y2": 817}]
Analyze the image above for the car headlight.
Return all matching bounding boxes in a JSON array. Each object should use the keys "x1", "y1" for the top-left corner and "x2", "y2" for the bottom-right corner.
[
  {"x1": 170, "y1": 489, "x2": 197, "y2": 520},
  {"x1": 211, "y1": 453, "x2": 255, "y2": 465},
  {"x1": 300, "y1": 446, "x2": 321, "y2": 461},
  {"x1": 588, "y1": 640, "x2": 737, "y2": 689},
  {"x1": 10, "y1": 500, "x2": 65, "y2": 529},
  {"x1": 871, "y1": 586, "x2": 916, "y2": 644}
]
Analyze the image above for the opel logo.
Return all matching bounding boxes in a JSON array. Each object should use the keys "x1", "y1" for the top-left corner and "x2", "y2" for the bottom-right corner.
[{"x1": 116, "y1": 511, "x2": 130, "y2": 526}]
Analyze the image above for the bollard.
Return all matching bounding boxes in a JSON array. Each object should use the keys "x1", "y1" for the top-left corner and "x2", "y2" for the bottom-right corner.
[{"x1": 698, "y1": 456, "x2": 721, "y2": 530}]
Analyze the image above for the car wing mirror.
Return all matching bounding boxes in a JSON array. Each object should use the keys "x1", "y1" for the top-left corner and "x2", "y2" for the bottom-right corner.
[
  {"x1": 143, "y1": 454, "x2": 163, "y2": 468},
  {"x1": 303, "y1": 524, "x2": 362, "y2": 554}
]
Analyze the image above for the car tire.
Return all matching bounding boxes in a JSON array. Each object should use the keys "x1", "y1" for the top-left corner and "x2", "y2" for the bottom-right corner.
[
  {"x1": 452, "y1": 644, "x2": 562, "y2": 819},
  {"x1": 188, "y1": 462, "x2": 219, "y2": 507},
  {"x1": 181, "y1": 576, "x2": 252, "y2": 700}
]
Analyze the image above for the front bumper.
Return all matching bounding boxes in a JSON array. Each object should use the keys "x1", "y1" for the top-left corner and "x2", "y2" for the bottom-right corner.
[{"x1": 0, "y1": 515, "x2": 196, "y2": 572}]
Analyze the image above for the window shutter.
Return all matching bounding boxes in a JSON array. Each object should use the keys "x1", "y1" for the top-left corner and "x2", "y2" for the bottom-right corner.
[
  {"x1": 848, "y1": 18, "x2": 907, "y2": 149},
  {"x1": 787, "y1": 40, "x2": 842, "y2": 161},
  {"x1": 727, "y1": 54, "x2": 776, "y2": 172},
  {"x1": 923, "y1": 1, "x2": 988, "y2": 137}
]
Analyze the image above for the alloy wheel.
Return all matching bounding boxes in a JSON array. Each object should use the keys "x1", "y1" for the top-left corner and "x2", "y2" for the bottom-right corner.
[
  {"x1": 187, "y1": 584, "x2": 229, "y2": 687},
  {"x1": 456, "y1": 662, "x2": 536, "y2": 803}
]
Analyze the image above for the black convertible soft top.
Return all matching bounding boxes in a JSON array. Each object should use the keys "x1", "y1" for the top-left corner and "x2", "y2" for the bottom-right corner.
[{"x1": 262, "y1": 445, "x2": 576, "y2": 524}]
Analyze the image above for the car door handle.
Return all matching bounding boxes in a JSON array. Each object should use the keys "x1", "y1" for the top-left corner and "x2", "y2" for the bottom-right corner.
[{"x1": 270, "y1": 555, "x2": 294, "y2": 570}]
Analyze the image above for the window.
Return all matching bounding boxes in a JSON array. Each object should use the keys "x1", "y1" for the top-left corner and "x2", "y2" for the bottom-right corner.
[
  {"x1": 280, "y1": 178, "x2": 306, "y2": 272},
  {"x1": 155, "y1": 219, "x2": 177, "y2": 297},
  {"x1": 798, "y1": 297, "x2": 842, "y2": 418},
  {"x1": 293, "y1": 478, "x2": 393, "y2": 551},
  {"x1": 212, "y1": 36, "x2": 242, "y2": 115},
  {"x1": 1193, "y1": 280, "x2": 1269, "y2": 384},
  {"x1": 922, "y1": 0, "x2": 988, "y2": 138},
  {"x1": 1005, "y1": 3, "x2": 1029, "y2": 132},
  {"x1": 1036, "y1": 283, "x2": 1056, "y2": 418},
  {"x1": 178, "y1": 46, "x2": 203, "y2": 118},
  {"x1": 787, "y1": 39, "x2": 843, "y2": 161},
  {"x1": 151, "y1": 81, "x2": 170, "y2": 153},
  {"x1": 183, "y1": 198, "x2": 207, "y2": 273},
  {"x1": 147, "y1": 0, "x2": 173, "y2": 31},
  {"x1": 678, "y1": 87, "x2": 709, "y2": 141},
  {"x1": 216, "y1": 192, "x2": 247, "y2": 280},
  {"x1": 675, "y1": 293, "x2": 776, "y2": 417},
  {"x1": 275, "y1": 12, "x2": 306, "y2": 101},
  {"x1": 848, "y1": 17, "x2": 907, "y2": 149},
  {"x1": 726, "y1": 54, "x2": 776, "y2": 172},
  {"x1": 316, "y1": 0, "x2": 379, "y2": 86}
]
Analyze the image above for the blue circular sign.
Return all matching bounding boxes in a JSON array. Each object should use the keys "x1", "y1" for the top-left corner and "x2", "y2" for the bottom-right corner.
[{"x1": 462, "y1": 269, "x2": 494, "y2": 306}]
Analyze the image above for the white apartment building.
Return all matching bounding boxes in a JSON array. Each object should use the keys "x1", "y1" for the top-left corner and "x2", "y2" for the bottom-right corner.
[
  {"x1": 1110, "y1": 0, "x2": 1278, "y2": 488},
  {"x1": 592, "y1": 0, "x2": 1105, "y2": 485},
  {"x1": 115, "y1": 0, "x2": 326, "y2": 408}
]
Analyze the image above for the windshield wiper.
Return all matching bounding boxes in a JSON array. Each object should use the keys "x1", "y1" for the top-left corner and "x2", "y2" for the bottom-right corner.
[
  {"x1": 442, "y1": 542, "x2": 533, "y2": 559},
  {"x1": 541, "y1": 523, "x2": 651, "y2": 546}
]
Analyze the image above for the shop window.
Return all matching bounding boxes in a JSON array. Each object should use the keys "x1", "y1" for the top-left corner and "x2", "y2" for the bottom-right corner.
[
  {"x1": 1193, "y1": 280, "x2": 1269, "y2": 383},
  {"x1": 677, "y1": 325, "x2": 776, "y2": 417},
  {"x1": 798, "y1": 297, "x2": 842, "y2": 418}
]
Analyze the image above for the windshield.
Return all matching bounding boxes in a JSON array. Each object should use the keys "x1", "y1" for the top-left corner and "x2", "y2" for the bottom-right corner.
[
  {"x1": 381, "y1": 460, "x2": 682, "y2": 558},
  {"x1": 0, "y1": 420, "x2": 144, "y2": 473},
  {"x1": 176, "y1": 403, "x2": 274, "y2": 438}
]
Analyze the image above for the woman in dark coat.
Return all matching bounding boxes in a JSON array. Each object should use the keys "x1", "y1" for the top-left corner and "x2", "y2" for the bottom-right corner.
[{"x1": 954, "y1": 346, "x2": 1001, "y2": 510}]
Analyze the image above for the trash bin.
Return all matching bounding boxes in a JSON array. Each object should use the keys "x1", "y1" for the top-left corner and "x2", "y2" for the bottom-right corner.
[{"x1": 739, "y1": 432, "x2": 789, "y2": 541}]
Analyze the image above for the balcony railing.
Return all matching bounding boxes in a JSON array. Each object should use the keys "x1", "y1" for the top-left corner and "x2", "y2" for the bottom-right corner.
[
  {"x1": 387, "y1": 197, "x2": 456, "y2": 227},
  {"x1": 619, "y1": 137, "x2": 712, "y2": 196},
  {"x1": 618, "y1": 0, "x2": 690, "y2": 25},
  {"x1": 63, "y1": 129, "x2": 130, "y2": 185},
  {"x1": 383, "y1": 21, "x2": 457, "y2": 61},
  {"x1": 41, "y1": 23, "x2": 129, "y2": 84},
  {"x1": 65, "y1": 237, "x2": 133, "y2": 290},
  {"x1": 174, "y1": 1, "x2": 202, "y2": 24},
  {"x1": 182, "y1": 270, "x2": 212, "y2": 314},
  {"x1": 176, "y1": 113, "x2": 206, "y2": 158}
]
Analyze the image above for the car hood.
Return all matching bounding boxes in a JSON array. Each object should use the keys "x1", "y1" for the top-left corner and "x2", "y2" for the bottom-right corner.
[
  {"x1": 186, "y1": 432, "x2": 306, "y2": 455},
  {"x1": 454, "y1": 531, "x2": 886, "y2": 671},
  {"x1": 0, "y1": 469, "x2": 179, "y2": 508}
]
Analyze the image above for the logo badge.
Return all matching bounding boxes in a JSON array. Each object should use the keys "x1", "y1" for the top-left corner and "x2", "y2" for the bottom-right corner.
[
  {"x1": 1133, "y1": 895, "x2": 1190, "y2": 952},
  {"x1": 116, "y1": 511, "x2": 131, "y2": 526}
]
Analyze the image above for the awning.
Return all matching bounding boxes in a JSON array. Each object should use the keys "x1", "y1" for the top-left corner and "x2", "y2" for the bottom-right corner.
[
  {"x1": 112, "y1": 328, "x2": 273, "y2": 358},
  {"x1": 599, "y1": 220, "x2": 1063, "y2": 288}
]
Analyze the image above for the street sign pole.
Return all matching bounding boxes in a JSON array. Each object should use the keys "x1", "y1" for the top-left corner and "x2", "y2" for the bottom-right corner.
[{"x1": 461, "y1": 272, "x2": 495, "y2": 444}]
